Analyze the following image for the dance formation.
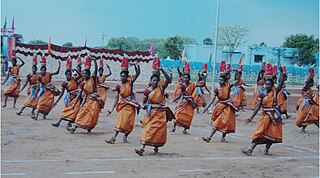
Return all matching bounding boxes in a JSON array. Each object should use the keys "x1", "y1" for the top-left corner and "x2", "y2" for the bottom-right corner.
[{"x1": 2, "y1": 50, "x2": 319, "y2": 156}]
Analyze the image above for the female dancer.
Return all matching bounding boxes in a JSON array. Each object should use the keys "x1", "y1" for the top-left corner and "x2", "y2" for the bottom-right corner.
[
  {"x1": 251, "y1": 62, "x2": 266, "y2": 110},
  {"x1": 295, "y1": 68, "x2": 319, "y2": 132},
  {"x1": 51, "y1": 57, "x2": 81, "y2": 127},
  {"x1": 193, "y1": 63, "x2": 211, "y2": 114},
  {"x1": 97, "y1": 57, "x2": 112, "y2": 105},
  {"x1": 242, "y1": 64, "x2": 286, "y2": 156},
  {"x1": 172, "y1": 60, "x2": 184, "y2": 102},
  {"x1": 232, "y1": 66, "x2": 248, "y2": 111},
  {"x1": 202, "y1": 61, "x2": 240, "y2": 143},
  {"x1": 67, "y1": 55, "x2": 104, "y2": 133},
  {"x1": 2, "y1": 51, "x2": 25, "y2": 108},
  {"x1": 105, "y1": 55, "x2": 141, "y2": 144},
  {"x1": 171, "y1": 61, "x2": 204, "y2": 134},
  {"x1": 32, "y1": 54, "x2": 61, "y2": 120},
  {"x1": 16, "y1": 54, "x2": 39, "y2": 116},
  {"x1": 135, "y1": 67, "x2": 174, "y2": 156}
]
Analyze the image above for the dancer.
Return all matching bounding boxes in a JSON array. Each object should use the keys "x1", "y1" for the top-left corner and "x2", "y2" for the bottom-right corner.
[
  {"x1": 51, "y1": 57, "x2": 81, "y2": 127},
  {"x1": 74, "y1": 54, "x2": 84, "y2": 84},
  {"x1": 67, "y1": 55, "x2": 104, "y2": 133},
  {"x1": 171, "y1": 61, "x2": 204, "y2": 134},
  {"x1": 242, "y1": 63, "x2": 286, "y2": 156},
  {"x1": 295, "y1": 67, "x2": 319, "y2": 132},
  {"x1": 105, "y1": 55, "x2": 141, "y2": 144},
  {"x1": 276, "y1": 66, "x2": 291, "y2": 119},
  {"x1": 32, "y1": 54, "x2": 61, "y2": 120},
  {"x1": 2, "y1": 50, "x2": 25, "y2": 108},
  {"x1": 172, "y1": 60, "x2": 184, "y2": 102},
  {"x1": 193, "y1": 63, "x2": 211, "y2": 114},
  {"x1": 251, "y1": 62, "x2": 266, "y2": 110},
  {"x1": 232, "y1": 63, "x2": 248, "y2": 111},
  {"x1": 97, "y1": 57, "x2": 112, "y2": 105},
  {"x1": 135, "y1": 61, "x2": 174, "y2": 156},
  {"x1": 16, "y1": 54, "x2": 39, "y2": 116},
  {"x1": 202, "y1": 61, "x2": 240, "y2": 143}
]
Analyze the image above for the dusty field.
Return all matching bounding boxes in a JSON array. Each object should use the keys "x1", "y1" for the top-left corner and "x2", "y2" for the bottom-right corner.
[{"x1": 1, "y1": 81, "x2": 319, "y2": 178}]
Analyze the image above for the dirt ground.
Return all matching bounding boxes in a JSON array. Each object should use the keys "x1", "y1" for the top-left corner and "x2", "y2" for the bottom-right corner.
[{"x1": 1, "y1": 81, "x2": 319, "y2": 178}]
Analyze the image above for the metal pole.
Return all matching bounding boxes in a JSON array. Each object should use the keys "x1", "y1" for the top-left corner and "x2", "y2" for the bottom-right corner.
[{"x1": 210, "y1": 0, "x2": 220, "y2": 112}]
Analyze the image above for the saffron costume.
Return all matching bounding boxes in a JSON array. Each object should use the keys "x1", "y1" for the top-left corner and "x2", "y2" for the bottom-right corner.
[
  {"x1": 140, "y1": 85, "x2": 175, "y2": 147},
  {"x1": 23, "y1": 73, "x2": 39, "y2": 109},
  {"x1": 4, "y1": 64, "x2": 21, "y2": 97},
  {"x1": 114, "y1": 77, "x2": 140, "y2": 134}
]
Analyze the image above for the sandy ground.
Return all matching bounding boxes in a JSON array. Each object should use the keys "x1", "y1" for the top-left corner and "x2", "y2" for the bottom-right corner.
[{"x1": 1, "y1": 81, "x2": 319, "y2": 178}]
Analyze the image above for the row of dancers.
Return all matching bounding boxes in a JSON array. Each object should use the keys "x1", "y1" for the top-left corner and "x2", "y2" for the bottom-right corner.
[{"x1": 2, "y1": 52, "x2": 319, "y2": 156}]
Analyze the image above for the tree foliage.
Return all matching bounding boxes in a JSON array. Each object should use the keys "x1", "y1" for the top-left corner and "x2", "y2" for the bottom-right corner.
[
  {"x1": 106, "y1": 36, "x2": 194, "y2": 59},
  {"x1": 282, "y1": 34, "x2": 319, "y2": 66},
  {"x1": 203, "y1": 38, "x2": 213, "y2": 45},
  {"x1": 216, "y1": 25, "x2": 249, "y2": 62},
  {"x1": 62, "y1": 42, "x2": 73, "y2": 47},
  {"x1": 163, "y1": 36, "x2": 184, "y2": 60},
  {"x1": 28, "y1": 39, "x2": 46, "y2": 45}
]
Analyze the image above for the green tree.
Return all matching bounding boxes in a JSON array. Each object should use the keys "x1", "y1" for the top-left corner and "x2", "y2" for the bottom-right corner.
[
  {"x1": 62, "y1": 42, "x2": 73, "y2": 47},
  {"x1": 163, "y1": 36, "x2": 184, "y2": 60},
  {"x1": 28, "y1": 39, "x2": 46, "y2": 44},
  {"x1": 282, "y1": 34, "x2": 319, "y2": 65},
  {"x1": 216, "y1": 25, "x2": 249, "y2": 63},
  {"x1": 203, "y1": 38, "x2": 213, "y2": 45},
  {"x1": 182, "y1": 37, "x2": 196, "y2": 44}
]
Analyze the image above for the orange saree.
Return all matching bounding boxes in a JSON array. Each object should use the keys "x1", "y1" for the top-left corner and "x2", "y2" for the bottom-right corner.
[
  {"x1": 296, "y1": 87, "x2": 319, "y2": 127},
  {"x1": 4, "y1": 65, "x2": 21, "y2": 97},
  {"x1": 211, "y1": 83, "x2": 239, "y2": 133},
  {"x1": 140, "y1": 85, "x2": 175, "y2": 147},
  {"x1": 174, "y1": 82, "x2": 196, "y2": 129},
  {"x1": 233, "y1": 78, "x2": 247, "y2": 108},
  {"x1": 97, "y1": 75, "x2": 109, "y2": 104},
  {"x1": 60, "y1": 79, "x2": 81, "y2": 122},
  {"x1": 23, "y1": 73, "x2": 39, "y2": 108},
  {"x1": 74, "y1": 76, "x2": 104, "y2": 130},
  {"x1": 252, "y1": 90, "x2": 282, "y2": 144},
  {"x1": 114, "y1": 78, "x2": 140, "y2": 134},
  {"x1": 252, "y1": 77, "x2": 265, "y2": 110},
  {"x1": 36, "y1": 72, "x2": 55, "y2": 115}
]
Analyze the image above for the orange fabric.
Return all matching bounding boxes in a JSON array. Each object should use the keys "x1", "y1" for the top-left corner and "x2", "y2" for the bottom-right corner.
[
  {"x1": 74, "y1": 76, "x2": 101, "y2": 130},
  {"x1": 23, "y1": 73, "x2": 39, "y2": 108},
  {"x1": 296, "y1": 88, "x2": 318, "y2": 127},
  {"x1": 141, "y1": 86, "x2": 167, "y2": 147},
  {"x1": 192, "y1": 87, "x2": 206, "y2": 108},
  {"x1": 4, "y1": 65, "x2": 21, "y2": 97},
  {"x1": 251, "y1": 78, "x2": 265, "y2": 109},
  {"x1": 211, "y1": 83, "x2": 236, "y2": 133},
  {"x1": 174, "y1": 82, "x2": 196, "y2": 129},
  {"x1": 277, "y1": 92, "x2": 287, "y2": 113},
  {"x1": 114, "y1": 78, "x2": 136, "y2": 133},
  {"x1": 252, "y1": 90, "x2": 282, "y2": 143},
  {"x1": 60, "y1": 79, "x2": 81, "y2": 122},
  {"x1": 233, "y1": 79, "x2": 247, "y2": 108},
  {"x1": 97, "y1": 75, "x2": 108, "y2": 103},
  {"x1": 313, "y1": 93, "x2": 319, "y2": 119},
  {"x1": 37, "y1": 72, "x2": 54, "y2": 115}
]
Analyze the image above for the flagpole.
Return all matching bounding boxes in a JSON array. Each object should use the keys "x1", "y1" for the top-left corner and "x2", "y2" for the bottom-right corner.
[{"x1": 210, "y1": 0, "x2": 220, "y2": 113}]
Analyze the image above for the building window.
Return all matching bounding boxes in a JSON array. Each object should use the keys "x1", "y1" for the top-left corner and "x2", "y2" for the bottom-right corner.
[{"x1": 254, "y1": 55, "x2": 263, "y2": 63}]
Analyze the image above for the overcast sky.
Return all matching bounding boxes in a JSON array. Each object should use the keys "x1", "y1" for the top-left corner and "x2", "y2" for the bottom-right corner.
[{"x1": 1, "y1": 0, "x2": 319, "y2": 49}]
